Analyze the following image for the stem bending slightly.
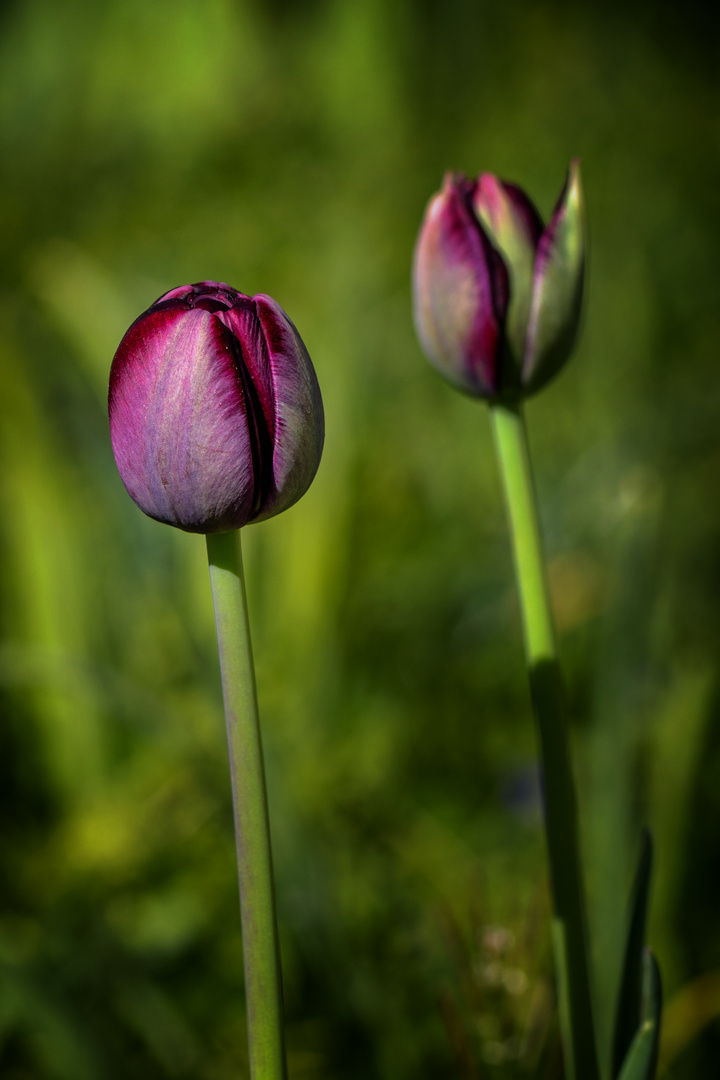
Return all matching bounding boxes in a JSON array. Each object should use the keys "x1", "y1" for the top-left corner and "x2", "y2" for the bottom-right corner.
[
  {"x1": 490, "y1": 400, "x2": 599, "y2": 1080},
  {"x1": 206, "y1": 529, "x2": 286, "y2": 1080}
]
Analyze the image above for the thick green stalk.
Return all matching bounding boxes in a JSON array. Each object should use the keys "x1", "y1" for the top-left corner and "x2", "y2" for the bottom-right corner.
[
  {"x1": 490, "y1": 400, "x2": 599, "y2": 1080},
  {"x1": 206, "y1": 530, "x2": 286, "y2": 1080}
]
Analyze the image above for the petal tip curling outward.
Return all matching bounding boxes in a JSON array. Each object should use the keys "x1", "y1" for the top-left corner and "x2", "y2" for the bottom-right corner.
[
  {"x1": 522, "y1": 160, "x2": 585, "y2": 395},
  {"x1": 412, "y1": 174, "x2": 509, "y2": 399}
]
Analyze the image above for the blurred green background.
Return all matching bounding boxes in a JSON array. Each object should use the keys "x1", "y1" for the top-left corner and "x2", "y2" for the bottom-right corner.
[{"x1": 1, "y1": 0, "x2": 719, "y2": 1076}]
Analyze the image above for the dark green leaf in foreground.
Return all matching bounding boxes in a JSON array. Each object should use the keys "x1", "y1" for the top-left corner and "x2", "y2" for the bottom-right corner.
[
  {"x1": 617, "y1": 949, "x2": 662, "y2": 1080},
  {"x1": 612, "y1": 829, "x2": 654, "y2": 1077}
]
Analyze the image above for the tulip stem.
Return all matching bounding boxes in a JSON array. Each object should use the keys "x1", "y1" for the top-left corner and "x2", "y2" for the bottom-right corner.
[
  {"x1": 489, "y1": 400, "x2": 599, "y2": 1080},
  {"x1": 206, "y1": 529, "x2": 286, "y2": 1080}
]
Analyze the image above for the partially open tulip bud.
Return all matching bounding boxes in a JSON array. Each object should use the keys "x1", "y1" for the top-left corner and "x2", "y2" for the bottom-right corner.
[
  {"x1": 413, "y1": 160, "x2": 585, "y2": 399},
  {"x1": 109, "y1": 282, "x2": 324, "y2": 533}
]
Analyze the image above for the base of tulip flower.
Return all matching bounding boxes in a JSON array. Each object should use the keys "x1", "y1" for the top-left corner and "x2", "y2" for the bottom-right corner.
[{"x1": 206, "y1": 529, "x2": 287, "y2": 1080}]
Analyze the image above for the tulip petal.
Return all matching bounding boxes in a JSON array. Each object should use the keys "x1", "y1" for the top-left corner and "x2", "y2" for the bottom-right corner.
[
  {"x1": 159, "y1": 281, "x2": 240, "y2": 310},
  {"x1": 413, "y1": 173, "x2": 509, "y2": 397},
  {"x1": 219, "y1": 299, "x2": 276, "y2": 444},
  {"x1": 523, "y1": 160, "x2": 585, "y2": 394},
  {"x1": 217, "y1": 298, "x2": 276, "y2": 517},
  {"x1": 474, "y1": 175, "x2": 543, "y2": 368},
  {"x1": 253, "y1": 294, "x2": 325, "y2": 521},
  {"x1": 109, "y1": 307, "x2": 256, "y2": 532}
]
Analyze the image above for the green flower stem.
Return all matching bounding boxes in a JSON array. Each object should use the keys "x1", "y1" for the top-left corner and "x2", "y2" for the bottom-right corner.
[
  {"x1": 206, "y1": 529, "x2": 286, "y2": 1080},
  {"x1": 490, "y1": 400, "x2": 599, "y2": 1080}
]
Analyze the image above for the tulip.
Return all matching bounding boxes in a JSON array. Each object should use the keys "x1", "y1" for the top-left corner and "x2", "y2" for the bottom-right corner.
[
  {"x1": 413, "y1": 162, "x2": 601, "y2": 1079},
  {"x1": 109, "y1": 282, "x2": 324, "y2": 533},
  {"x1": 109, "y1": 282, "x2": 325, "y2": 1079},
  {"x1": 412, "y1": 160, "x2": 585, "y2": 399}
]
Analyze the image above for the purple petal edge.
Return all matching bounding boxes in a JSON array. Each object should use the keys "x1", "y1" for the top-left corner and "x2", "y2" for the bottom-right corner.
[{"x1": 253, "y1": 294, "x2": 325, "y2": 521}]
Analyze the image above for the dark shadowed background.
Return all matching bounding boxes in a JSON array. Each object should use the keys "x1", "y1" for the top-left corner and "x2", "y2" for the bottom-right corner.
[{"x1": 1, "y1": 1, "x2": 720, "y2": 1077}]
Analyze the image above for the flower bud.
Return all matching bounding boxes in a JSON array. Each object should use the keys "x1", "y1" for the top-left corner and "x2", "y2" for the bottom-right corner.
[
  {"x1": 413, "y1": 161, "x2": 585, "y2": 399},
  {"x1": 109, "y1": 282, "x2": 324, "y2": 534}
]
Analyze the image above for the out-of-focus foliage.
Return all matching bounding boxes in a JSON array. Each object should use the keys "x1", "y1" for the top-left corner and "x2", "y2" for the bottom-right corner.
[{"x1": 0, "y1": 0, "x2": 719, "y2": 1077}]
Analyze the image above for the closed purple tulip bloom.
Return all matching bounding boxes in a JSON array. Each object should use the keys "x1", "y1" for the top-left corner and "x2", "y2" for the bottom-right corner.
[
  {"x1": 413, "y1": 161, "x2": 585, "y2": 399},
  {"x1": 109, "y1": 282, "x2": 324, "y2": 533}
]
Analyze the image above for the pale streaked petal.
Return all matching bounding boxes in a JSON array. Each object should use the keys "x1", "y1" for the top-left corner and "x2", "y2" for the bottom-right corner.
[
  {"x1": 109, "y1": 306, "x2": 255, "y2": 532},
  {"x1": 474, "y1": 174, "x2": 543, "y2": 367}
]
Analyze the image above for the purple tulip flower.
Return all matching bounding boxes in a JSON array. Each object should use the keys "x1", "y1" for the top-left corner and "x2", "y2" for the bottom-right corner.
[
  {"x1": 109, "y1": 282, "x2": 324, "y2": 533},
  {"x1": 413, "y1": 161, "x2": 585, "y2": 399}
]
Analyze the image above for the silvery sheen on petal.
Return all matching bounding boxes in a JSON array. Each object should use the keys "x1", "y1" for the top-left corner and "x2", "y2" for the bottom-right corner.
[
  {"x1": 109, "y1": 282, "x2": 324, "y2": 534},
  {"x1": 413, "y1": 161, "x2": 585, "y2": 400}
]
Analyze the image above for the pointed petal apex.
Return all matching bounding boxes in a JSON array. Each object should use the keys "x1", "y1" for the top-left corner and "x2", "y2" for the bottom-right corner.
[{"x1": 522, "y1": 159, "x2": 585, "y2": 395}]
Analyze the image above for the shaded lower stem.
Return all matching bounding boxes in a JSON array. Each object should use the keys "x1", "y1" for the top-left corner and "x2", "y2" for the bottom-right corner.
[
  {"x1": 206, "y1": 530, "x2": 286, "y2": 1080},
  {"x1": 490, "y1": 400, "x2": 599, "y2": 1080}
]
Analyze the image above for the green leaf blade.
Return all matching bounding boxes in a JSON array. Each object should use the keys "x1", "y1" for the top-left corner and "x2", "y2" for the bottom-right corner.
[
  {"x1": 617, "y1": 951, "x2": 662, "y2": 1080},
  {"x1": 612, "y1": 829, "x2": 654, "y2": 1077}
]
